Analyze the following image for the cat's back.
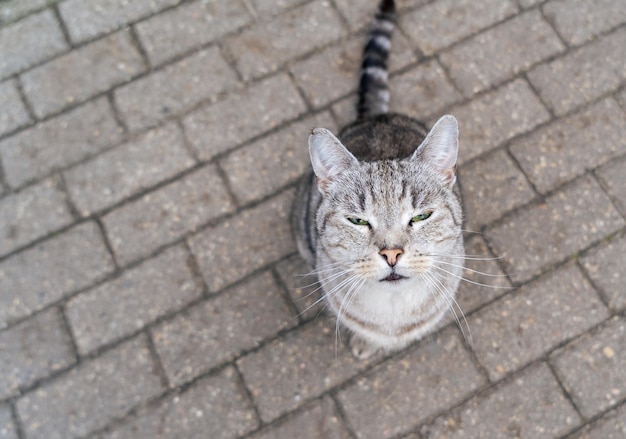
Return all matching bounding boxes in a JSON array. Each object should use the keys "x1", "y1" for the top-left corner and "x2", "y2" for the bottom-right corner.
[{"x1": 339, "y1": 113, "x2": 429, "y2": 161}]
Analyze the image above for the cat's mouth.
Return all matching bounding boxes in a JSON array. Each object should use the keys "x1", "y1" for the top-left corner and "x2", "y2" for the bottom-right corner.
[{"x1": 381, "y1": 273, "x2": 407, "y2": 282}]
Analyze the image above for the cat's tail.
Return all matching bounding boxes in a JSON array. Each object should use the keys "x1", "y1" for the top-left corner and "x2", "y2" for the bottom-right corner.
[{"x1": 356, "y1": 0, "x2": 396, "y2": 120}]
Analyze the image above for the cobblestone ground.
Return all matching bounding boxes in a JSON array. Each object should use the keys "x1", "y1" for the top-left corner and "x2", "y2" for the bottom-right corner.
[{"x1": 1, "y1": 0, "x2": 625, "y2": 438}]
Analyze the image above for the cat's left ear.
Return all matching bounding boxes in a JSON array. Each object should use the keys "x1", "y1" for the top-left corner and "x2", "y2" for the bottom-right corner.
[
  {"x1": 413, "y1": 115, "x2": 459, "y2": 186},
  {"x1": 309, "y1": 128, "x2": 358, "y2": 193}
]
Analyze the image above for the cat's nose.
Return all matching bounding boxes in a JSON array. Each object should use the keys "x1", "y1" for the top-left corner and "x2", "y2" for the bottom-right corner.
[{"x1": 379, "y1": 248, "x2": 403, "y2": 267}]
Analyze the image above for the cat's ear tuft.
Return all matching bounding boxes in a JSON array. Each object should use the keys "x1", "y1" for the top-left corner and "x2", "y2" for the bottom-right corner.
[
  {"x1": 309, "y1": 128, "x2": 358, "y2": 192},
  {"x1": 413, "y1": 115, "x2": 459, "y2": 185}
]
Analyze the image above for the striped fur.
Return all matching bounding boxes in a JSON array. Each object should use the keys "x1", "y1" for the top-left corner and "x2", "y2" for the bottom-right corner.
[{"x1": 292, "y1": 0, "x2": 464, "y2": 359}]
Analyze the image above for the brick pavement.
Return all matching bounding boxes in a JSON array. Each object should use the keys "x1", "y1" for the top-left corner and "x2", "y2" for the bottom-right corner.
[{"x1": 0, "y1": 0, "x2": 625, "y2": 438}]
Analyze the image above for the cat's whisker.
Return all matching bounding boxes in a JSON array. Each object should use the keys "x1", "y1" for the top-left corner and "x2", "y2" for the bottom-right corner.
[
  {"x1": 430, "y1": 264, "x2": 514, "y2": 290},
  {"x1": 335, "y1": 276, "x2": 366, "y2": 358},
  {"x1": 426, "y1": 253, "x2": 503, "y2": 261},
  {"x1": 433, "y1": 259, "x2": 509, "y2": 278},
  {"x1": 297, "y1": 272, "x2": 361, "y2": 318},
  {"x1": 297, "y1": 267, "x2": 355, "y2": 293}
]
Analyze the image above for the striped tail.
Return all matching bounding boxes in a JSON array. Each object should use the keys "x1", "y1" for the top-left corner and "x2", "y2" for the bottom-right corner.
[{"x1": 356, "y1": 0, "x2": 396, "y2": 120}]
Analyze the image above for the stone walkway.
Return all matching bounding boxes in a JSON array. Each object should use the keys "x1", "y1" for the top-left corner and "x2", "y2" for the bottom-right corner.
[{"x1": 1, "y1": 0, "x2": 626, "y2": 438}]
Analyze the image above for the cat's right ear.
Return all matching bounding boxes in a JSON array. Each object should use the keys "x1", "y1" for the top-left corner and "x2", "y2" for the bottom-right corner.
[{"x1": 309, "y1": 128, "x2": 358, "y2": 193}]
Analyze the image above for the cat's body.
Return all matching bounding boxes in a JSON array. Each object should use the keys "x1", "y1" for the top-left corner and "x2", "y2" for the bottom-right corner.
[{"x1": 292, "y1": 0, "x2": 464, "y2": 359}]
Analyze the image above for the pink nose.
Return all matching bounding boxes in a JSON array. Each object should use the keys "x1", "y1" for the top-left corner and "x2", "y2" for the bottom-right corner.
[{"x1": 379, "y1": 248, "x2": 403, "y2": 266}]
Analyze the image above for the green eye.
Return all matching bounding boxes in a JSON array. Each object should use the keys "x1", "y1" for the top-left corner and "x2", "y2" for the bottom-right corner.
[
  {"x1": 411, "y1": 211, "x2": 432, "y2": 223},
  {"x1": 348, "y1": 217, "x2": 369, "y2": 226}
]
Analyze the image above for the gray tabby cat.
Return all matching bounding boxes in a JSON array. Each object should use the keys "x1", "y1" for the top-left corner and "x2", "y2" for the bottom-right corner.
[{"x1": 292, "y1": 0, "x2": 464, "y2": 359}]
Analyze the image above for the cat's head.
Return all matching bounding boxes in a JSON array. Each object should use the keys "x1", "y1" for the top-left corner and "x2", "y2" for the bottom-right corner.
[{"x1": 309, "y1": 115, "x2": 462, "y2": 285}]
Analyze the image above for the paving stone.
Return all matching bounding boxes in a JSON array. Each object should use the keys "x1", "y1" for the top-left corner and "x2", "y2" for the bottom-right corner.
[
  {"x1": 445, "y1": 78, "x2": 550, "y2": 165},
  {"x1": 454, "y1": 235, "x2": 512, "y2": 315},
  {"x1": 103, "y1": 164, "x2": 235, "y2": 266},
  {"x1": 249, "y1": 396, "x2": 351, "y2": 439},
  {"x1": 183, "y1": 73, "x2": 306, "y2": 160},
  {"x1": 0, "y1": 97, "x2": 124, "y2": 188},
  {"x1": 250, "y1": 0, "x2": 309, "y2": 19},
  {"x1": 0, "y1": 222, "x2": 115, "y2": 328},
  {"x1": 188, "y1": 188, "x2": 295, "y2": 292},
  {"x1": 487, "y1": 175, "x2": 625, "y2": 283},
  {"x1": 135, "y1": 0, "x2": 251, "y2": 66},
  {"x1": 569, "y1": 403, "x2": 626, "y2": 439},
  {"x1": 552, "y1": 317, "x2": 626, "y2": 418},
  {"x1": 543, "y1": 0, "x2": 626, "y2": 46},
  {"x1": 510, "y1": 98, "x2": 626, "y2": 194},
  {"x1": 16, "y1": 335, "x2": 163, "y2": 439},
  {"x1": 460, "y1": 149, "x2": 535, "y2": 230},
  {"x1": 59, "y1": 0, "x2": 180, "y2": 44},
  {"x1": 0, "y1": 79, "x2": 30, "y2": 136},
  {"x1": 400, "y1": 0, "x2": 518, "y2": 56},
  {"x1": 64, "y1": 122, "x2": 195, "y2": 216},
  {"x1": 470, "y1": 263, "x2": 608, "y2": 381},
  {"x1": 66, "y1": 244, "x2": 203, "y2": 356},
  {"x1": 238, "y1": 317, "x2": 377, "y2": 423},
  {"x1": 389, "y1": 59, "x2": 461, "y2": 120},
  {"x1": 440, "y1": 11, "x2": 564, "y2": 97},
  {"x1": 115, "y1": 46, "x2": 238, "y2": 131},
  {"x1": 225, "y1": 1, "x2": 346, "y2": 80},
  {"x1": 275, "y1": 255, "x2": 324, "y2": 322},
  {"x1": 102, "y1": 366, "x2": 258, "y2": 439},
  {"x1": 0, "y1": 0, "x2": 55, "y2": 23},
  {"x1": 333, "y1": 0, "x2": 429, "y2": 31},
  {"x1": 582, "y1": 233, "x2": 626, "y2": 312},
  {"x1": 337, "y1": 328, "x2": 486, "y2": 439},
  {"x1": 221, "y1": 112, "x2": 335, "y2": 205},
  {"x1": 21, "y1": 30, "x2": 145, "y2": 118},
  {"x1": 0, "y1": 405, "x2": 16, "y2": 439},
  {"x1": 0, "y1": 177, "x2": 73, "y2": 257},
  {"x1": 0, "y1": 308, "x2": 75, "y2": 399},
  {"x1": 421, "y1": 362, "x2": 579, "y2": 439},
  {"x1": 528, "y1": 28, "x2": 626, "y2": 116},
  {"x1": 0, "y1": 9, "x2": 67, "y2": 80},
  {"x1": 152, "y1": 271, "x2": 295, "y2": 387},
  {"x1": 596, "y1": 156, "x2": 626, "y2": 217},
  {"x1": 331, "y1": 94, "x2": 358, "y2": 128}
]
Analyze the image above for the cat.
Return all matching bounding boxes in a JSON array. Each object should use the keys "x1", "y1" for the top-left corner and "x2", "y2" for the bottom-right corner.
[{"x1": 292, "y1": 0, "x2": 464, "y2": 359}]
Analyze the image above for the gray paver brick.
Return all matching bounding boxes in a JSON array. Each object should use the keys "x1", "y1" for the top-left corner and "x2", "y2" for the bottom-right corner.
[
  {"x1": 0, "y1": 97, "x2": 124, "y2": 189},
  {"x1": 183, "y1": 73, "x2": 306, "y2": 161},
  {"x1": 152, "y1": 270, "x2": 296, "y2": 387},
  {"x1": 390, "y1": 59, "x2": 461, "y2": 120},
  {"x1": 528, "y1": 28, "x2": 626, "y2": 116},
  {"x1": 115, "y1": 46, "x2": 238, "y2": 131},
  {"x1": 0, "y1": 177, "x2": 73, "y2": 258},
  {"x1": 237, "y1": 318, "x2": 377, "y2": 423},
  {"x1": 569, "y1": 403, "x2": 626, "y2": 439},
  {"x1": 487, "y1": 175, "x2": 625, "y2": 283},
  {"x1": 0, "y1": 79, "x2": 30, "y2": 136},
  {"x1": 552, "y1": 316, "x2": 626, "y2": 418},
  {"x1": 337, "y1": 328, "x2": 486, "y2": 439},
  {"x1": 0, "y1": 0, "x2": 55, "y2": 23},
  {"x1": 460, "y1": 148, "x2": 535, "y2": 231},
  {"x1": 102, "y1": 366, "x2": 259, "y2": 439},
  {"x1": 440, "y1": 11, "x2": 564, "y2": 97},
  {"x1": 447, "y1": 78, "x2": 550, "y2": 165},
  {"x1": 103, "y1": 164, "x2": 235, "y2": 266},
  {"x1": 64, "y1": 122, "x2": 195, "y2": 216},
  {"x1": 275, "y1": 255, "x2": 324, "y2": 322},
  {"x1": 422, "y1": 362, "x2": 579, "y2": 438},
  {"x1": 333, "y1": 0, "x2": 429, "y2": 31},
  {"x1": 596, "y1": 156, "x2": 626, "y2": 217},
  {"x1": 0, "y1": 222, "x2": 115, "y2": 328},
  {"x1": 59, "y1": 0, "x2": 180, "y2": 44},
  {"x1": 249, "y1": 396, "x2": 351, "y2": 439},
  {"x1": 543, "y1": 0, "x2": 626, "y2": 46},
  {"x1": 221, "y1": 112, "x2": 335, "y2": 205},
  {"x1": 66, "y1": 244, "x2": 203, "y2": 356},
  {"x1": 135, "y1": 0, "x2": 251, "y2": 67},
  {"x1": 21, "y1": 29, "x2": 145, "y2": 118},
  {"x1": 582, "y1": 233, "x2": 626, "y2": 312},
  {"x1": 225, "y1": 0, "x2": 347, "y2": 80},
  {"x1": 470, "y1": 263, "x2": 608, "y2": 381},
  {"x1": 250, "y1": 0, "x2": 308, "y2": 19},
  {"x1": 0, "y1": 405, "x2": 16, "y2": 439},
  {"x1": 400, "y1": 0, "x2": 518, "y2": 56},
  {"x1": 0, "y1": 9, "x2": 67, "y2": 80},
  {"x1": 188, "y1": 189, "x2": 296, "y2": 292},
  {"x1": 510, "y1": 98, "x2": 626, "y2": 194},
  {"x1": 16, "y1": 334, "x2": 163, "y2": 439},
  {"x1": 0, "y1": 308, "x2": 75, "y2": 399}
]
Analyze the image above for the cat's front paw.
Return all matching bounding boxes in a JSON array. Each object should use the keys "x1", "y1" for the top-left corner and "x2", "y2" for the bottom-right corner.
[{"x1": 349, "y1": 334, "x2": 380, "y2": 360}]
